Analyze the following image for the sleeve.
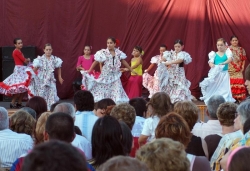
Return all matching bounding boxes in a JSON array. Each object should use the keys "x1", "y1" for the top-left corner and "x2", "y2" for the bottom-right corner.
[
  {"x1": 150, "y1": 56, "x2": 158, "y2": 63},
  {"x1": 76, "y1": 56, "x2": 82, "y2": 67},
  {"x1": 14, "y1": 50, "x2": 25, "y2": 62},
  {"x1": 54, "y1": 56, "x2": 63, "y2": 68},
  {"x1": 163, "y1": 51, "x2": 172, "y2": 61},
  {"x1": 118, "y1": 49, "x2": 127, "y2": 60},
  {"x1": 208, "y1": 51, "x2": 216, "y2": 63},
  {"x1": 225, "y1": 48, "x2": 233, "y2": 59},
  {"x1": 94, "y1": 49, "x2": 107, "y2": 62},
  {"x1": 141, "y1": 118, "x2": 153, "y2": 136},
  {"x1": 33, "y1": 56, "x2": 42, "y2": 68},
  {"x1": 178, "y1": 51, "x2": 192, "y2": 64},
  {"x1": 241, "y1": 48, "x2": 247, "y2": 60}
]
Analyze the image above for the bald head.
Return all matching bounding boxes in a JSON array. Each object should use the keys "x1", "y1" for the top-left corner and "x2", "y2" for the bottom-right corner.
[{"x1": 53, "y1": 103, "x2": 75, "y2": 118}]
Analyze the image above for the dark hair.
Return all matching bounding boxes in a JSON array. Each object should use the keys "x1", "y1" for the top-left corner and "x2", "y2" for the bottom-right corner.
[
  {"x1": 21, "y1": 140, "x2": 88, "y2": 171},
  {"x1": 74, "y1": 126, "x2": 82, "y2": 136},
  {"x1": 243, "y1": 117, "x2": 250, "y2": 134},
  {"x1": 44, "y1": 43, "x2": 52, "y2": 49},
  {"x1": 73, "y1": 90, "x2": 94, "y2": 111},
  {"x1": 50, "y1": 102, "x2": 61, "y2": 112},
  {"x1": 174, "y1": 39, "x2": 184, "y2": 46},
  {"x1": 160, "y1": 44, "x2": 167, "y2": 49},
  {"x1": 13, "y1": 38, "x2": 21, "y2": 44},
  {"x1": 230, "y1": 35, "x2": 238, "y2": 41},
  {"x1": 134, "y1": 46, "x2": 143, "y2": 53},
  {"x1": 245, "y1": 64, "x2": 250, "y2": 81},
  {"x1": 20, "y1": 107, "x2": 37, "y2": 119},
  {"x1": 129, "y1": 97, "x2": 147, "y2": 117},
  {"x1": 92, "y1": 115, "x2": 125, "y2": 167},
  {"x1": 120, "y1": 121, "x2": 133, "y2": 155},
  {"x1": 217, "y1": 38, "x2": 226, "y2": 44},
  {"x1": 45, "y1": 112, "x2": 75, "y2": 143},
  {"x1": 26, "y1": 96, "x2": 47, "y2": 119},
  {"x1": 228, "y1": 147, "x2": 250, "y2": 171},
  {"x1": 107, "y1": 37, "x2": 116, "y2": 44},
  {"x1": 95, "y1": 98, "x2": 116, "y2": 110}
]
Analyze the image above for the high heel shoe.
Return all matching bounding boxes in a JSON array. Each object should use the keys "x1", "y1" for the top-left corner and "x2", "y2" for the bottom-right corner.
[
  {"x1": 16, "y1": 103, "x2": 24, "y2": 109},
  {"x1": 10, "y1": 103, "x2": 17, "y2": 109}
]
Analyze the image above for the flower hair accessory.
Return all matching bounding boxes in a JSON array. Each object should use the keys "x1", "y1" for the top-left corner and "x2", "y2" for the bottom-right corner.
[
  {"x1": 115, "y1": 39, "x2": 120, "y2": 47},
  {"x1": 141, "y1": 50, "x2": 145, "y2": 56}
]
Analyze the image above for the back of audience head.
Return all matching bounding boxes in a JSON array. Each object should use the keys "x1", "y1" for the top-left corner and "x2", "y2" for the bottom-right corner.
[
  {"x1": 9, "y1": 110, "x2": 36, "y2": 136},
  {"x1": 97, "y1": 156, "x2": 149, "y2": 171},
  {"x1": 155, "y1": 112, "x2": 191, "y2": 148},
  {"x1": 74, "y1": 126, "x2": 82, "y2": 136},
  {"x1": 216, "y1": 102, "x2": 237, "y2": 127},
  {"x1": 21, "y1": 140, "x2": 88, "y2": 171},
  {"x1": 35, "y1": 112, "x2": 52, "y2": 144},
  {"x1": 207, "y1": 95, "x2": 225, "y2": 119},
  {"x1": 227, "y1": 147, "x2": 250, "y2": 171},
  {"x1": 129, "y1": 97, "x2": 147, "y2": 117},
  {"x1": 136, "y1": 138, "x2": 190, "y2": 171},
  {"x1": 53, "y1": 102, "x2": 75, "y2": 119},
  {"x1": 110, "y1": 103, "x2": 136, "y2": 130},
  {"x1": 26, "y1": 96, "x2": 47, "y2": 119},
  {"x1": 119, "y1": 121, "x2": 133, "y2": 155},
  {"x1": 92, "y1": 115, "x2": 125, "y2": 167},
  {"x1": 235, "y1": 100, "x2": 250, "y2": 132},
  {"x1": 20, "y1": 107, "x2": 36, "y2": 119},
  {"x1": 174, "y1": 101, "x2": 199, "y2": 130},
  {"x1": 50, "y1": 102, "x2": 60, "y2": 112},
  {"x1": 0, "y1": 107, "x2": 8, "y2": 130},
  {"x1": 45, "y1": 112, "x2": 75, "y2": 143},
  {"x1": 94, "y1": 98, "x2": 116, "y2": 117},
  {"x1": 147, "y1": 92, "x2": 172, "y2": 118},
  {"x1": 74, "y1": 90, "x2": 94, "y2": 111},
  {"x1": 243, "y1": 117, "x2": 250, "y2": 134}
]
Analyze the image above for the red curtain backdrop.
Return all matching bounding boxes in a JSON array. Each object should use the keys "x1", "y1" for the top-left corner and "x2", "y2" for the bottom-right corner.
[{"x1": 0, "y1": 0, "x2": 249, "y2": 99}]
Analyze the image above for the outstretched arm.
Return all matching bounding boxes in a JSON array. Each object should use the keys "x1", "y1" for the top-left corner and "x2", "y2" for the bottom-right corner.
[
  {"x1": 58, "y1": 67, "x2": 64, "y2": 84},
  {"x1": 87, "y1": 61, "x2": 99, "y2": 73},
  {"x1": 121, "y1": 59, "x2": 137, "y2": 74},
  {"x1": 164, "y1": 59, "x2": 183, "y2": 66},
  {"x1": 145, "y1": 63, "x2": 155, "y2": 72}
]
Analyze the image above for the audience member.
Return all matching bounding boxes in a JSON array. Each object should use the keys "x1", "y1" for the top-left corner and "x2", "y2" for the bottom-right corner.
[
  {"x1": 97, "y1": 156, "x2": 149, "y2": 171},
  {"x1": 136, "y1": 138, "x2": 189, "y2": 171},
  {"x1": 205, "y1": 102, "x2": 237, "y2": 160},
  {"x1": 0, "y1": 107, "x2": 33, "y2": 168},
  {"x1": 90, "y1": 115, "x2": 125, "y2": 169},
  {"x1": 110, "y1": 103, "x2": 136, "y2": 130},
  {"x1": 155, "y1": 112, "x2": 211, "y2": 171},
  {"x1": 119, "y1": 121, "x2": 133, "y2": 155},
  {"x1": 74, "y1": 90, "x2": 98, "y2": 142},
  {"x1": 9, "y1": 110, "x2": 36, "y2": 137},
  {"x1": 192, "y1": 95, "x2": 225, "y2": 138},
  {"x1": 243, "y1": 117, "x2": 250, "y2": 134},
  {"x1": 227, "y1": 146, "x2": 250, "y2": 171},
  {"x1": 50, "y1": 102, "x2": 60, "y2": 112},
  {"x1": 174, "y1": 101, "x2": 208, "y2": 158},
  {"x1": 94, "y1": 98, "x2": 116, "y2": 117},
  {"x1": 20, "y1": 107, "x2": 36, "y2": 119},
  {"x1": 26, "y1": 96, "x2": 47, "y2": 119},
  {"x1": 21, "y1": 141, "x2": 88, "y2": 171},
  {"x1": 139, "y1": 92, "x2": 172, "y2": 146},
  {"x1": 34, "y1": 112, "x2": 51, "y2": 144},
  {"x1": 53, "y1": 102, "x2": 92, "y2": 160}
]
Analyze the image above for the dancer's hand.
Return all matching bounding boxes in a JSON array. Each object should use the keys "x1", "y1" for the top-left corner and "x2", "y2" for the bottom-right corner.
[
  {"x1": 131, "y1": 70, "x2": 138, "y2": 75},
  {"x1": 209, "y1": 63, "x2": 215, "y2": 68},
  {"x1": 59, "y1": 77, "x2": 64, "y2": 84},
  {"x1": 165, "y1": 61, "x2": 172, "y2": 66},
  {"x1": 144, "y1": 69, "x2": 148, "y2": 73}
]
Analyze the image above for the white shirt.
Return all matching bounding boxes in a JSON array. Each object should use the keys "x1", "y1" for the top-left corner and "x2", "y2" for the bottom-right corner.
[
  {"x1": 132, "y1": 116, "x2": 145, "y2": 137},
  {"x1": 74, "y1": 111, "x2": 98, "y2": 142},
  {"x1": 72, "y1": 134, "x2": 92, "y2": 160},
  {"x1": 141, "y1": 116, "x2": 160, "y2": 142},
  {"x1": 192, "y1": 120, "x2": 222, "y2": 139},
  {"x1": 0, "y1": 129, "x2": 33, "y2": 168}
]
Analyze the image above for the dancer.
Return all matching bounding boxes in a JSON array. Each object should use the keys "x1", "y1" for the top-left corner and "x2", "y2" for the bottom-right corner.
[
  {"x1": 0, "y1": 38, "x2": 30, "y2": 108},
  {"x1": 124, "y1": 46, "x2": 143, "y2": 99},
  {"x1": 76, "y1": 45, "x2": 100, "y2": 90},
  {"x1": 28, "y1": 43, "x2": 63, "y2": 110},
  {"x1": 200, "y1": 38, "x2": 235, "y2": 104},
  {"x1": 143, "y1": 44, "x2": 168, "y2": 98},
  {"x1": 163, "y1": 39, "x2": 192, "y2": 103},
  {"x1": 81, "y1": 37, "x2": 135, "y2": 104},
  {"x1": 228, "y1": 35, "x2": 247, "y2": 102}
]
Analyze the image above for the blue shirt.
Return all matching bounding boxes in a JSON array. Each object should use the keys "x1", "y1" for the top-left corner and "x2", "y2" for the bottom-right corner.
[{"x1": 214, "y1": 53, "x2": 228, "y2": 71}]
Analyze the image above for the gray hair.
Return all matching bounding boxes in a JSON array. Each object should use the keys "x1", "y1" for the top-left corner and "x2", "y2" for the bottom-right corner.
[
  {"x1": 0, "y1": 107, "x2": 9, "y2": 130},
  {"x1": 53, "y1": 102, "x2": 75, "y2": 118},
  {"x1": 237, "y1": 100, "x2": 250, "y2": 125},
  {"x1": 20, "y1": 107, "x2": 37, "y2": 119},
  {"x1": 207, "y1": 95, "x2": 225, "y2": 119}
]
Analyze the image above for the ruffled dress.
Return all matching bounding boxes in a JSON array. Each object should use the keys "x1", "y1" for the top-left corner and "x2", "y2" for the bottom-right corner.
[
  {"x1": 200, "y1": 50, "x2": 235, "y2": 104},
  {"x1": 228, "y1": 46, "x2": 247, "y2": 101},
  {"x1": 81, "y1": 48, "x2": 129, "y2": 103},
  {"x1": 27, "y1": 55, "x2": 63, "y2": 109},
  {"x1": 163, "y1": 50, "x2": 192, "y2": 103}
]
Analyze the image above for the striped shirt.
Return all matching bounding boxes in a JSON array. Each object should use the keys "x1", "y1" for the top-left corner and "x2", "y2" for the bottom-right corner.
[{"x1": 0, "y1": 129, "x2": 33, "y2": 168}]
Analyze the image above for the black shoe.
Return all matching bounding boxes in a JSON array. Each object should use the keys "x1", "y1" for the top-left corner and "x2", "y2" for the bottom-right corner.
[
  {"x1": 10, "y1": 103, "x2": 17, "y2": 109},
  {"x1": 16, "y1": 103, "x2": 24, "y2": 109}
]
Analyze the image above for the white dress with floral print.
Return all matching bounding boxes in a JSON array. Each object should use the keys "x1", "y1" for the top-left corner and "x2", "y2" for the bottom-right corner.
[
  {"x1": 27, "y1": 55, "x2": 63, "y2": 110},
  {"x1": 81, "y1": 48, "x2": 129, "y2": 103}
]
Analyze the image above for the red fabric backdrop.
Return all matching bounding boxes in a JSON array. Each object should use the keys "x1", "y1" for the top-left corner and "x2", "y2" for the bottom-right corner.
[{"x1": 0, "y1": 0, "x2": 250, "y2": 99}]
